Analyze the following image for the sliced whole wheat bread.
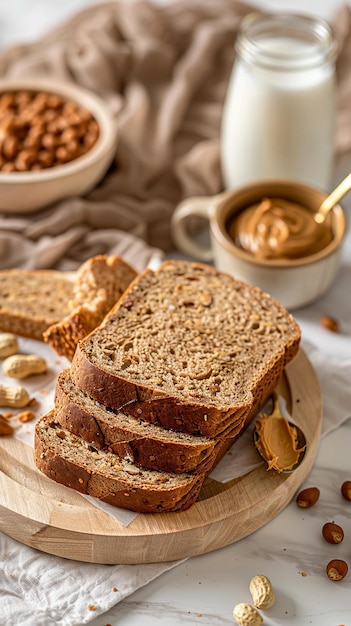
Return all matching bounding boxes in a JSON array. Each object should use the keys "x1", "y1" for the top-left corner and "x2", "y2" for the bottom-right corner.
[
  {"x1": 0, "y1": 268, "x2": 75, "y2": 341},
  {"x1": 54, "y1": 369, "x2": 219, "y2": 474},
  {"x1": 71, "y1": 260, "x2": 301, "y2": 439},
  {"x1": 0, "y1": 254, "x2": 136, "y2": 350},
  {"x1": 35, "y1": 412, "x2": 205, "y2": 513}
]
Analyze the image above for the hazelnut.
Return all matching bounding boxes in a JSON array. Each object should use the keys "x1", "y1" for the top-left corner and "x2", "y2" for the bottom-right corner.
[
  {"x1": 322, "y1": 522, "x2": 344, "y2": 544},
  {"x1": 296, "y1": 486, "x2": 320, "y2": 508},
  {"x1": 341, "y1": 480, "x2": 351, "y2": 502},
  {"x1": 326, "y1": 559, "x2": 348, "y2": 581},
  {"x1": 320, "y1": 315, "x2": 340, "y2": 333}
]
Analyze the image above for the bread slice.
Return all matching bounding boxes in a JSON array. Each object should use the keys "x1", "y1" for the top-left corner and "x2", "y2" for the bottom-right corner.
[
  {"x1": 71, "y1": 260, "x2": 301, "y2": 439},
  {"x1": 0, "y1": 268, "x2": 75, "y2": 341},
  {"x1": 34, "y1": 412, "x2": 205, "y2": 513},
  {"x1": 54, "y1": 369, "x2": 219, "y2": 474},
  {"x1": 0, "y1": 254, "x2": 136, "y2": 351},
  {"x1": 44, "y1": 255, "x2": 137, "y2": 360}
]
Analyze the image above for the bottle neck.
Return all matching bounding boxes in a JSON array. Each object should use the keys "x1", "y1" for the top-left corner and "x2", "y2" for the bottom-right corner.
[{"x1": 236, "y1": 12, "x2": 337, "y2": 72}]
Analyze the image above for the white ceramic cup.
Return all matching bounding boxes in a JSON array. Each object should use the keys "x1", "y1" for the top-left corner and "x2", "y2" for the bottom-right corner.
[{"x1": 171, "y1": 180, "x2": 347, "y2": 310}]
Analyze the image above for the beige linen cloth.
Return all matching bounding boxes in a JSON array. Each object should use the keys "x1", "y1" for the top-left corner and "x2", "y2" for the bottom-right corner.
[{"x1": 0, "y1": 0, "x2": 351, "y2": 271}]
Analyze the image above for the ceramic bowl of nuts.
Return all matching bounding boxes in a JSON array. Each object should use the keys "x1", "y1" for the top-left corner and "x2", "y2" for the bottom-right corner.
[{"x1": 0, "y1": 78, "x2": 118, "y2": 212}]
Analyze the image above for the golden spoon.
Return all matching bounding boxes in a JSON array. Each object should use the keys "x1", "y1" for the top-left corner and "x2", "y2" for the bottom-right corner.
[{"x1": 314, "y1": 171, "x2": 351, "y2": 224}]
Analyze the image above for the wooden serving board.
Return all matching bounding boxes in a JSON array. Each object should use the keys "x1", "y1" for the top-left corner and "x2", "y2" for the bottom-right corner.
[{"x1": 0, "y1": 349, "x2": 322, "y2": 564}]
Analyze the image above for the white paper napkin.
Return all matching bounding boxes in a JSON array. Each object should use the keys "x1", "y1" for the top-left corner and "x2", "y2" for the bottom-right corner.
[{"x1": 1, "y1": 338, "x2": 351, "y2": 626}]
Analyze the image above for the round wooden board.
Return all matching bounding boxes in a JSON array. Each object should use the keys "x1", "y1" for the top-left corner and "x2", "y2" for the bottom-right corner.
[{"x1": 0, "y1": 349, "x2": 322, "y2": 564}]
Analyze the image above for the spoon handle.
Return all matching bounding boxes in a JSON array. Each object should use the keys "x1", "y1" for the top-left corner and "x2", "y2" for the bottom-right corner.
[{"x1": 315, "y1": 172, "x2": 351, "y2": 223}]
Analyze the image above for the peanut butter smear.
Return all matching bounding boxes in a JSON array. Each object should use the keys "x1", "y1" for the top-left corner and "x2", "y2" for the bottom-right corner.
[
  {"x1": 228, "y1": 197, "x2": 333, "y2": 260},
  {"x1": 254, "y1": 412, "x2": 305, "y2": 472}
]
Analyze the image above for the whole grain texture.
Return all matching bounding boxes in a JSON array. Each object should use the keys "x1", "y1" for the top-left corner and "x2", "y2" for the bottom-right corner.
[
  {"x1": 71, "y1": 260, "x2": 301, "y2": 439},
  {"x1": 54, "y1": 369, "x2": 218, "y2": 474},
  {"x1": 35, "y1": 413, "x2": 204, "y2": 513},
  {"x1": 0, "y1": 269, "x2": 74, "y2": 340}
]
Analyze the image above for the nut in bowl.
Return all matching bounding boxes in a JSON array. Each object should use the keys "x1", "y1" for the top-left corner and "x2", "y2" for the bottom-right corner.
[
  {"x1": 0, "y1": 78, "x2": 117, "y2": 213},
  {"x1": 171, "y1": 179, "x2": 347, "y2": 309}
]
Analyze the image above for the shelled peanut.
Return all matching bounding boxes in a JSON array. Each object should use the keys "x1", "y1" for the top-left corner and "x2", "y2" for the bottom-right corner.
[{"x1": 0, "y1": 89, "x2": 99, "y2": 172}]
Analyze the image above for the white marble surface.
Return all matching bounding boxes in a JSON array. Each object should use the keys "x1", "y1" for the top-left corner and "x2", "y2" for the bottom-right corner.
[{"x1": 0, "y1": 1, "x2": 350, "y2": 625}]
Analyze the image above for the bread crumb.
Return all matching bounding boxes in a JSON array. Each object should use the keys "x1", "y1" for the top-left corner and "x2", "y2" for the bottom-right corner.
[
  {"x1": 112, "y1": 587, "x2": 118, "y2": 592},
  {"x1": 88, "y1": 604, "x2": 96, "y2": 611}
]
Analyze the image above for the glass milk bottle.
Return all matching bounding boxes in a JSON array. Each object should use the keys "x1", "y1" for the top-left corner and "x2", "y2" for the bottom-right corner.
[{"x1": 221, "y1": 13, "x2": 337, "y2": 190}]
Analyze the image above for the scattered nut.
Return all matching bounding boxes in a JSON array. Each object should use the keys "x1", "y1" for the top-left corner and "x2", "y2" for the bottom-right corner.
[
  {"x1": 249, "y1": 574, "x2": 275, "y2": 609},
  {"x1": 326, "y1": 559, "x2": 348, "y2": 581},
  {"x1": 16, "y1": 410, "x2": 35, "y2": 423},
  {"x1": 0, "y1": 414, "x2": 14, "y2": 436},
  {"x1": 319, "y1": 315, "x2": 340, "y2": 333},
  {"x1": 322, "y1": 522, "x2": 344, "y2": 544},
  {"x1": 2, "y1": 354, "x2": 47, "y2": 379},
  {"x1": 296, "y1": 486, "x2": 320, "y2": 508},
  {"x1": 233, "y1": 603, "x2": 263, "y2": 626},
  {"x1": 0, "y1": 383, "x2": 31, "y2": 407},
  {"x1": 341, "y1": 480, "x2": 351, "y2": 502},
  {"x1": 0, "y1": 333, "x2": 18, "y2": 358}
]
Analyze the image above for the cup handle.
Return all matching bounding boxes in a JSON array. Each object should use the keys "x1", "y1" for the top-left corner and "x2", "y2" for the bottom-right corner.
[{"x1": 171, "y1": 196, "x2": 215, "y2": 261}]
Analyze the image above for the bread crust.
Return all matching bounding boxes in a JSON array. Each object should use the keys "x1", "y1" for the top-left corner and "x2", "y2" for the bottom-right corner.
[
  {"x1": 44, "y1": 255, "x2": 137, "y2": 359},
  {"x1": 70, "y1": 261, "x2": 301, "y2": 439},
  {"x1": 35, "y1": 413, "x2": 204, "y2": 513},
  {"x1": 71, "y1": 343, "x2": 251, "y2": 438},
  {"x1": 54, "y1": 370, "x2": 219, "y2": 474}
]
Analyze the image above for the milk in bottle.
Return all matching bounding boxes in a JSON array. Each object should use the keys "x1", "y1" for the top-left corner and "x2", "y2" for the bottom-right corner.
[{"x1": 221, "y1": 13, "x2": 337, "y2": 190}]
